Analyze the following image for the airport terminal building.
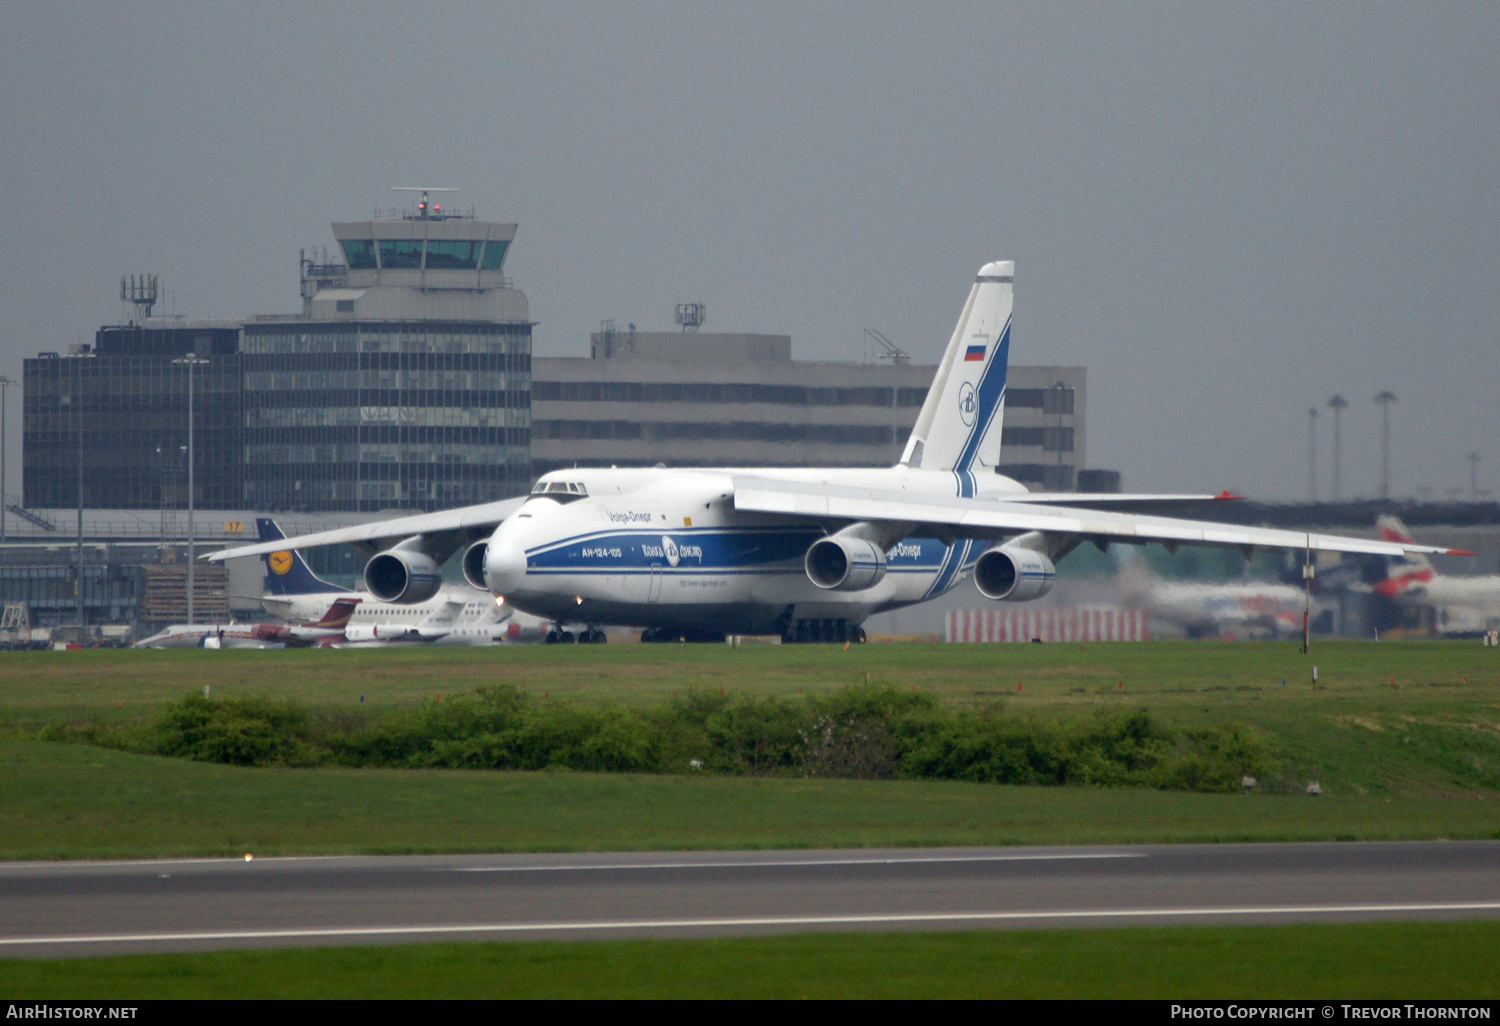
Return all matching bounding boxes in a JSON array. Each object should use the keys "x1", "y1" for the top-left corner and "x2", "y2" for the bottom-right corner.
[{"x1": 533, "y1": 328, "x2": 1090, "y2": 491}]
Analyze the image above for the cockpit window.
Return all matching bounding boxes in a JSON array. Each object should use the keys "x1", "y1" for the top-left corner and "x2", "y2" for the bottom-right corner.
[
  {"x1": 526, "y1": 480, "x2": 588, "y2": 504},
  {"x1": 532, "y1": 481, "x2": 587, "y2": 496}
]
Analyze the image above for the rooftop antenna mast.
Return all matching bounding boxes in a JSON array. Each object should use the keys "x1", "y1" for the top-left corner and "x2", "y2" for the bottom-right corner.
[
  {"x1": 674, "y1": 302, "x2": 707, "y2": 333},
  {"x1": 119, "y1": 274, "x2": 159, "y2": 325},
  {"x1": 391, "y1": 186, "x2": 459, "y2": 220}
]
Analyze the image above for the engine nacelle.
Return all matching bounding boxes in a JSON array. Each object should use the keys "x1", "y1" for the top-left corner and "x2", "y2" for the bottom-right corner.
[
  {"x1": 344, "y1": 624, "x2": 412, "y2": 643},
  {"x1": 364, "y1": 548, "x2": 444, "y2": 604},
  {"x1": 461, "y1": 541, "x2": 488, "y2": 591},
  {"x1": 974, "y1": 545, "x2": 1057, "y2": 602},
  {"x1": 805, "y1": 536, "x2": 887, "y2": 591}
]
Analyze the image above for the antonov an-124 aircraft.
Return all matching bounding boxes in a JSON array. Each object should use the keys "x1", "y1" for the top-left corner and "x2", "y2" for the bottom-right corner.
[{"x1": 210, "y1": 261, "x2": 1467, "y2": 643}]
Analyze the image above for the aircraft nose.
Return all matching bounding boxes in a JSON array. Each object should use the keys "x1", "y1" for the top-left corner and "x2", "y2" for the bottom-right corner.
[{"x1": 483, "y1": 540, "x2": 528, "y2": 596}]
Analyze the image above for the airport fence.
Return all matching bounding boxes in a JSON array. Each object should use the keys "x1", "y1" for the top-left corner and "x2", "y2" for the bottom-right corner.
[{"x1": 945, "y1": 607, "x2": 1148, "y2": 643}]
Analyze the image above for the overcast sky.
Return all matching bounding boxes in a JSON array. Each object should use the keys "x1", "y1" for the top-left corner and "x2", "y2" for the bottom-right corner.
[{"x1": 2, "y1": 2, "x2": 1496, "y2": 501}]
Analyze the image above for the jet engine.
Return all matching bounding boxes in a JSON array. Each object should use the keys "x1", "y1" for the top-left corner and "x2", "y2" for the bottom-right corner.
[
  {"x1": 461, "y1": 541, "x2": 488, "y2": 591},
  {"x1": 343, "y1": 624, "x2": 414, "y2": 643},
  {"x1": 364, "y1": 547, "x2": 444, "y2": 604},
  {"x1": 974, "y1": 544, "x2": 1056, "y2": 602},
  {"x1": 805, "y1": 535, "x2": 887, "y2": 591}
]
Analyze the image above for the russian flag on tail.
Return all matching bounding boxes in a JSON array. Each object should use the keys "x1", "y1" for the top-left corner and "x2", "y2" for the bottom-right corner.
[{"x1": 964, "y1": 344, "x2": 986, "y2": 362}]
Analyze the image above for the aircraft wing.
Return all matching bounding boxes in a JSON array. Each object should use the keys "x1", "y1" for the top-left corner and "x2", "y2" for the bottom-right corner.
[
  {"x1": 205, "y1": 496, "x2": 526, "y2": 562},
  {"x1": 1000, "y1": 491, "x2": 1242, "y2": 514},
  {"x1": 730, "y1": 477, "x2": 1469, "y2": 558}
]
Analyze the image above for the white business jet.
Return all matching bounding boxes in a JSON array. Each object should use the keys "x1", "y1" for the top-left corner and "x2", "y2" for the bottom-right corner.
[{"x1": 210, "y1": 261, "x2": 1466, "y2": 643}]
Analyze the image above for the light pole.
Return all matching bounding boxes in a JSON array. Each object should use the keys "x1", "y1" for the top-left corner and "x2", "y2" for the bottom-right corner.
[
  {"x1": 1374, "y1": 391, "x2": 1397, "y2": 500},
  {"x1": 1052, "y1": 381, "x2": 1068, "y2": 487},
  {"x1": 0, "y1": 375, "x2": 11, "y2": 545},
  {"x1": 75, "y1": 361, "x2": 84, "y2": 630},
  {"x1": 1470, "y1": 453, "x2": 1482, "y2": 503},
  {"x1": 1307, "y1": 407, "x2": 1319, "y2": 502},
  {"x1": 173, "y1": 355, "x2": 209, "y2": 624},
  {"x1": 1327, "y1": 395, "x2": 1349, "y2": 501}
]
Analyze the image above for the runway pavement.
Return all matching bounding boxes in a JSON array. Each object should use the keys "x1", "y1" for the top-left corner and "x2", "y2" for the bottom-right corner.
[{"x1": 2, "y1": 841, "x2": 1498, "y2": 957}]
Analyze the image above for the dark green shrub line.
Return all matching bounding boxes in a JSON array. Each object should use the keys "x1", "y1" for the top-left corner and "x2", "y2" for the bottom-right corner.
[{"x1": 37, "y1": 684, "x2": 1270, "y2": 792}]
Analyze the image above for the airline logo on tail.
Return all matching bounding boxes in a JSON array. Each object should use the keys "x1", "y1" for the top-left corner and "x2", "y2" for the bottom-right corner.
[
  {"x1": 256, "y1": 518, "x2": 344, "y2": 595},
  {"x1": 1373, "y1": 515, "x2": 1435, "y2": 598}
]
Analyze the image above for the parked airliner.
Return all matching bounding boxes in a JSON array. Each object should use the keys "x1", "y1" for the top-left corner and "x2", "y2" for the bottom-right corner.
[
  {"x1": 211, "y1": 262, "x2": 1465, "y2": 642},
  {"x1": 134, "y1": 598, "x2": 360, "y2": 649},
  {"x1": 1375, "y1": 515, "x2": 1500, "y2": 634},
  {"x1": 255, "y1": 519, "x2": 546, "y2": 644}
]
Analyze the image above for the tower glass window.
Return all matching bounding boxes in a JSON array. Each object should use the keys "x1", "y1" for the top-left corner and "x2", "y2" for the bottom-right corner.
[
  {"x1": 424, "y1": 240, "x2": 480, "y2": 270},
  {"x1": 377, "y1": 239, "x2": 424, "y2": 270},
  {"x1": 338, "y1": 239, "x2": 377, "y2": 269},
  {"x1": 479, "y1": 240, "x2": 508, "y2": 270}
]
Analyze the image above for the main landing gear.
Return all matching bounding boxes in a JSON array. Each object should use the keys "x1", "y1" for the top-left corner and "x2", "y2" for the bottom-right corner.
[
  {"x1": 780, "y1": 619, "x2": 866, "y2": 645},
  {"x1": 640, "y1": 627, "x2": 726, "y2": 644},
  {"x1": 545, "y1": 626, "x2": 607, "y2": 644}
]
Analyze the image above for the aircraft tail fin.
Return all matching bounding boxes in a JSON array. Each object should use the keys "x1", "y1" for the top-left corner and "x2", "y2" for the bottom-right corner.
[
  {"x1": 1373, "y1": 515, "x2": 1435, "y2": 597},
  {"x1": 309, "y1": 597, "x2": 361, "y2": 629},
  {"x1": 900, "y1": 261, "x2": 1013, "y2": 494},
  {"x1": 421, "y1": 599, "x2": 465, "y2": 628},
  {"x1": 257, "y1": 518, "x2": 345, "y2": 596}
]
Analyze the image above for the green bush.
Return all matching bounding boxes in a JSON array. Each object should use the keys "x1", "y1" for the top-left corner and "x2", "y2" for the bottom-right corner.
[{"x1": 55, "y1": 683, "x2": 1269, "y2": 792}]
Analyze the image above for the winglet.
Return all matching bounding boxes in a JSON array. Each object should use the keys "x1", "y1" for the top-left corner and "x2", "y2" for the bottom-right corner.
[
  {"x1": 1447, "y1": 548, "x2": 1477, "y2": 557},
  {"x1": 1214, "y1": 490, "x2": 1245, "y2": 500}
]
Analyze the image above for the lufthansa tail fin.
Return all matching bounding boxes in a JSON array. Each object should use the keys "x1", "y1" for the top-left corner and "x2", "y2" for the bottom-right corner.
[
  {"x1": 257, "y1": 518, "x2": 345, "y2": 596},
  {"x1": 900, "y1": 260, "x2": 1014, "y2": 494}
]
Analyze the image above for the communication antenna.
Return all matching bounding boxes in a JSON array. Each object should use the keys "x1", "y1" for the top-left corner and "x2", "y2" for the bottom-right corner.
[
  {"x1": 119, "y1": 274, "x2": 159, "y2": 325},
  {"x1": 392, "y1": 186, "x2": 459, "y2": 220},
  {"x1": 674, "y1": 302, "x2": 706, "y2": 333}
]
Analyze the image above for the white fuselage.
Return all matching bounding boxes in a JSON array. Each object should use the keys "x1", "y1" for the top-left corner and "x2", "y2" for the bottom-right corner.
[
  {"x1": 261, "y1": 583, "x2": 497, "y2": 626},
  {"x1": 489, "y1": 465, "x2": 1028, "y2": 634},
  {"x1": 134, "y1": 624, "x2": 284, "y2": 649},
  {"x1": 1140, "y1": 580, "x2": 1310, "y2": 638},
  {"x1": 264, "y1": 584, "x2": 546, "y2": 645}
]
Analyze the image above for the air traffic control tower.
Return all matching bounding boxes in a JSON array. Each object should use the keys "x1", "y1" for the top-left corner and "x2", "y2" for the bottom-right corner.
[{"x1": 241, "y1": 191, "x2": 532, "y2": 512}]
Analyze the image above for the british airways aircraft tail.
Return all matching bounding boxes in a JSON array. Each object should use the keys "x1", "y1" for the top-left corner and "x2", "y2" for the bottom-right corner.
[
  {"x1": 899, "y1": 260, "x2": 1013, "y2": 495},
  {"x1": 256, "y1": 518, "x2": 345, "y2": 596}
]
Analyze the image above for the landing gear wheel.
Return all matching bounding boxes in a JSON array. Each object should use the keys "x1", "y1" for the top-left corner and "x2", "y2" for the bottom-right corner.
[
  {"x1": 560, "y1": 630, "x2": 576, "y2": 644},
  {"x1": 591, "y1": 629, "x2": 608, "y2": 644},
  {"x1": 545, "y1": 629, "x2": 560, "y2": 645},
  {"x1": 852, "y1": 626, "x2": 867, "y2": 644}
]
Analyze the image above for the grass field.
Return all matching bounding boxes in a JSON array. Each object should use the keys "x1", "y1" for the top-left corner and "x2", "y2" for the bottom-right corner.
[
  {"x1": 3, "y1": 922, "x2": 1497, "y2": 998},
  {"x1": 4, "y1": 639, "x2": 1496, "y2": 718},
  {"x1": 0, "y1": 640, "x2": 1497, "y2": 859},
  {"x1": 5, "y1": 734, "x2": 1497, "y2": 860}
]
